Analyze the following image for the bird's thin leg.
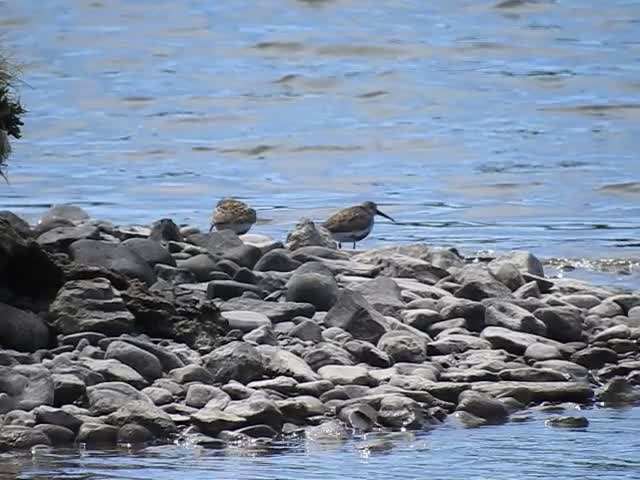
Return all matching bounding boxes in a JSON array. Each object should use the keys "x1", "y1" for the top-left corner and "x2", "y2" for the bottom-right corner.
[
  {"x1": 338, "y1": 242, "x2": 342, "y2": 249},
  {"x1": 352, "y1": 241, "x2": 356, "y2": 249}
]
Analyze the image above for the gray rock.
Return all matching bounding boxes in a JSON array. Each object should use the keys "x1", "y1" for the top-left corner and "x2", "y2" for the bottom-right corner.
[
  {"x1": 185, "y1": 385, "x2": 230, "y2": 409},
  {"x1": 324, "y1": 289, "x2": 388, "y2": 344},
  {"x1": 70, "y1": 239, "x2": 155, "y2": 285},
  {"x1": 562, "y1": 294, "x2": 601, "y2": 309},
  {"x1": 285, "y1": 218, "x2": 336, "y2": 250},
  {"x1": 109, "y1": 337, "x2": 184, "y2": 372},
  {"x1": 296, "y1": 380, "x2": 334, "y2": 397},
  {"x1": 170, "y1": 365, "x2": 214, "y2": 385},
  {"x1": 513, "y1": 281, "x2": 541, "y2": 299},
  {"x1": 305, "y1": 419, "x2": 349, "y2": 442},
  {"x1": 34, "y1": 423, "x2": 75, "y2": 446},
  {"x1": 48, "y1": 278, "x2": 135, "y2": 336},
  {"x1": 289, "y1": 319, "x2": 323, "y2": 343},
  {"x1": 258, "y1": 345, "x2": 319, "y2": 382},
  {"x1": 76, "y1": 422, "x2": 119, "y2": 446},
  {"x1": 456, "y1": 390, "x2": 509, "y2": 425},
  {"x1": 52, "y1": 373, "x2": 86, "y2": 406},
  {"x1": 377, "y1": 394, "x2": 427, "y2": 429},
  {"x1": 480, "y1": 326, "x2": 563, "y2": 356},
  {"x1": 532, "y1": 360, "x2": 589, "y2": 382},
  {"x1": 0, "y1": 425, "x2": 52, "y2": 449},
  {"x1": 0, "y1": 211, "x2": 32, "y2": 238},
  {"x1": 4, "y1": 409, "x2": 36, "y2": 427},
  {"x1": 439, "y1": 298, "x2": 486, "y2": 332},
  {"x1": 377, "y1": 331, "x2": 427, "y2": 363},
  {"x1": 202, "y1": 341, "x2": 265, "y2": 384},
  {"x1": 221, "y1": 311, "x2": 272, "y2": 332},
  {"x1": 122, "y1": 238, "x2": 176, "y2": 268},
  {"x1": 302, "y1": 342, "x2": 354, "y2": 370},
  {"x1": 0, "y1": 303, "x2": 50, "y2": 352},
  {"x1": 37, "y1": 224, "x2": 100, "y2": 248},
  {"x1": 534, "y1": 307, "x2": 583, "y2": 342},
  {"x1": 596, "y1": 377, "x2": 640, "y2": 404},
  {"x1": 225, "y1": 395, "x2": 284, "y2": 430},
  {"x1": 592, "y1": 325, "x2": 631, "y2": 343},
  {"x1": 524, "y1": 343, "x2": 563, "y2": 361},
  {"x1": 427, "y1": 334, "x2": 491, "y2": 355},
  {"x1": 191, "y1": 407, "x2": 246, "y2": 436},
  {"x1": 117, "y1": 423, "x2": 154, "y2": 445},
  {"x1": 243, "y1": 324, "x2": 278, "y2": 346},
  {"x1": 286, "y1": 272, "x2": 340, "y2": 312},
  {"x1": 141, "y1": 387, "x2": 174, "y2": 406},
  {"x1": 33, "y1": 405, "x2": 82, "y2": 432},
  {"x1": 155, "y1": 264, "x2": 196, "y2": 285},
  {"x1": 79, "y1": 358, "x2": 147, "y2": 388},
  {"x1": 248, "y1": 376, "x2": 299, "y2": 395},
  {"x1": 488, "y1": 260, "x2": 525, "y2": 291},
  {"x1": 344, "y1": 340, "x2": 392, "y2": 368},
  {"x1": 498, "y1": 367, "x2": 569, "y2": 382},
  {"x1": 207, "y1": 280, "x2": 264, "y2": 300},
  {"x1": 472, "y1": 381, "x2": 593, "y2": 404},
  {"x1": 176, "y1": 254, "x2": 219, "y2": 282},
  {"x1": 355, "y1": 249, "x2": 448, "y2": 284},
  {"x1": 494, "y1": 251, "x2": 544, "y2": 277},
  {"x1": 107, "y1": 400, "x2": 177, "y2": 438},
  {"x1": 402, "y1": 309, "x2": 442, "y2": 332},
  {"x1": 484, "y1": 301, "x2": 547, "y2": 335},
  {"x1": 254, "y1": 249, "x2": 301, "y2": 272},
  {"x1": 0, "y1": 365, "x2": 54, "y2": 413},
  {"x1": 221, "y1": 244, "x2": 262, "y2": 270},
  {"x1": 277, "y1": 395, "x2": 326, "y2": 420},
  {"x1": 570, "y1": 347, "x2": 618, "y2": 369},
  {"x1": 588, "y1": 299, "x2": 624, "y2": 318},
  {"x1": 453, "y1": 264, "x2": 513, "y2": 301},
  {"x1": 85, "y1": 381, "x2": 153, "y2": 416},
  {"x1": 352, "y1": 277, "x2": 405, "y2": 316},
  {"x1": 221, "y1": 297, "x2": 315, "y2": 323},
  {"x1": 149, "y1": 218, "x2": 183, "y2": 243},
  {"x1": 105, "y1": 340, "x2": 163, "y2": 383},
  {"x1": 318, "y1": 365, "x2": 371, "y2": 386}
]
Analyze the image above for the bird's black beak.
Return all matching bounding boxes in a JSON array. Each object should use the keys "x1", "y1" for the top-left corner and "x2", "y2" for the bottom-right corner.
[{"x1": 375, "y1": 208, "x2": 395, "y2": 223}]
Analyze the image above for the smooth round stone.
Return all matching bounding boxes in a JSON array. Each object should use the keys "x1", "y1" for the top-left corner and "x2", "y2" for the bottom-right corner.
[{"x1": 221, "y1": 311, "x2": 272, "y2": 332}]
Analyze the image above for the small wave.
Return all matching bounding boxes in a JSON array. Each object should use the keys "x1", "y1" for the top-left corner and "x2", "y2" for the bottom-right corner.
[{"x1": 599, "y1": 182, "x2": 640, "y2": 194}]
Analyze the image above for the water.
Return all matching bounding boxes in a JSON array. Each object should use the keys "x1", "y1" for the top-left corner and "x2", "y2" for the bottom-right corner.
[
  {"x1": 2, "y1": 0, "x2": 640, "y2": 261},
  {"x1": 2, "y1": 1, "x2": 640, "y2": 477},
  {"x1": 5, "y1": 407, "x2": 640, "y2": 480}
]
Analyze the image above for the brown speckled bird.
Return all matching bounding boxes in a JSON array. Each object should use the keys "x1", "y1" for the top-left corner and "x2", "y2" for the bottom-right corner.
[
  {"x1": 210, "y1": 198, "x2": 257, "y2": 235},
  {"x1": 323, "y1": 201, "x2": 395, "y2": 249}
]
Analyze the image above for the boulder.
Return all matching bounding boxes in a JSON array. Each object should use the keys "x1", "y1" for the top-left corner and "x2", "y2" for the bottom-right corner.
[
  {"x1": 149, "y1": 218, "x2": 183, "y2": 243},
  {"x1": 286, "y1": 271, "x2": 340, "y2": 311},
  {"x1": 534, "y1": 307, "x2": 583, "y2": 342},
  {"x1": 484, "y1": 301, "x2": 547, "y2": 335},
  {"x1": 0, "y1": 426, "x2": 51, "y2": 449},
  {"x1": 285, "y1": 218, "x2": 336, "y2": 250},
  {"x1": 0, "y1": 365, "x2": 54, "y2": 412},
  {"x1": 37, "y1": 224, "x2": 100, "y2": 249},
  {"x1": 254, "y1": 249, "x2": 301, "y2": 272},
  {"x1": 257, "y1": 345, "x2": 319, "y2": 382},
  {"x1": 48, "y1": 277, "x2": 135, "y2": 336},
  {"x1": 107, "y1": 400, "x2": 177, "y2": 438},
  {"x1": 70, "y1": 239, "x2": 155, "y2": 285},
  {"x1": 317, "y1": 365, "x2": 371, "y2": 386},
  {"x1": 377, "y1": 394, "x2": 427, "y2": 429},
  {"x1": 352, "y1": 277, "x2": 405, "y2": 316},
  {"x1": 377, "y1": 331, "x2": 427, "y2": 364},
  {"x1": 302, "y1": 342, "x2": 354, "y2": 371},
  {"x1": 202, "y1": 341, "x2": 265, "y2": 384},
  {"x1": 453, "y1": 264, "x2": 513, "y2": 301},
  {"x1": 104, "y1": 340, "x2": 163, "y2": 383},
  {"x1": 323, "y1": 289, "x2": 388, "y2": 344},
  {"x1": 225, "y1": 395, "x2": 284, "y2": 430},
  {"x1": 122, "y1": 238, "x2": 176, "y2": 268},
  {"x1": 85, "y1": 381, "x2": 152, "y2": 416},
  {"x1": 220, "y1": 297, "x2": 315, "y2": 323},
  {"x1": 0, "y1": 303, "x2": 50, "y2": 352}
]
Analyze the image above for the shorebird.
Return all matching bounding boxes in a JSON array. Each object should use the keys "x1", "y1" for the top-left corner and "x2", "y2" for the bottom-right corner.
[
  {"x1": 323, "y1": 201, "x2": 395, "y2": 249},
  {"x1": 210, "y1": 198, "x2": 257, "y2": 235}
]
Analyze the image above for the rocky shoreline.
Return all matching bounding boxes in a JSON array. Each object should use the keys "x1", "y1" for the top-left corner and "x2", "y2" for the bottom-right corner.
[{"x1": 1, "y1": 205, "x2": 639, "y2": 452}]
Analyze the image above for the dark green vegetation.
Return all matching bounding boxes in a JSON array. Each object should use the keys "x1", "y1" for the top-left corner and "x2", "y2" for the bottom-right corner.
[{"x1": 0, "y1": 51, "x2": 26, "y2": 178}]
